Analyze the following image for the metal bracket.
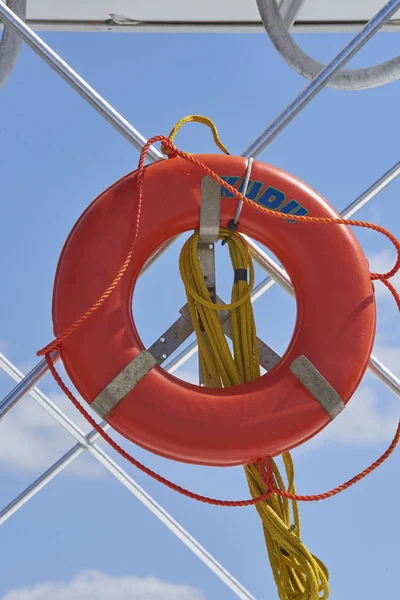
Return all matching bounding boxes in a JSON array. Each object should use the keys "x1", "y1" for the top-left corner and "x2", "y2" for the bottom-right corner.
[
  {"x1": 279, "y1": 0, "x2": 306, "y2": 29},
  {"x1": 91, "y1": 313, "x2": 194, "y2": 419},
  {"x1": 290, "y1": 355, "x2": 345, "y2": 420},
  {"x1": 197, "y1": 176, "x2": 221, "y2": 384},
  {"x1": 198, "y1": 176, "x2": 221, "y2": 300}
]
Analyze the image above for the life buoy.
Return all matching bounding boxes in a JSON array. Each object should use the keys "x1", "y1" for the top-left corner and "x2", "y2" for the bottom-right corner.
[{"x1": 52, "y1": 154, "x2": 376, "y2": 466}]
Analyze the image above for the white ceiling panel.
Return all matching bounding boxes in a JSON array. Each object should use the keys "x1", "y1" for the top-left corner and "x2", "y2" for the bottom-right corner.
[{"x1": 8, "y1": 0, "x2": 400, "y2": 31}]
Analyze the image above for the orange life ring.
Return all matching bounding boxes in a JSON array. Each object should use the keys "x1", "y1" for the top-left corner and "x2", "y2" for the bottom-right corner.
[{"x1": 53, "y1": 154, "x2": 376, "y2": 466}]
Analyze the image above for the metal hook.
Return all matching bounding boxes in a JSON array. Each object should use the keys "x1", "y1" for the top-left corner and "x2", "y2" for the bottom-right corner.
[{"x1": 221, "y1": 157, "x2": 254, "y2": 246}]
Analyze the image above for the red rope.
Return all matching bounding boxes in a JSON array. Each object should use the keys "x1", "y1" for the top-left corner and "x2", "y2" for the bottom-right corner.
[{"x1": 259, "y1": 420, "x2": 400, "y2": 502}]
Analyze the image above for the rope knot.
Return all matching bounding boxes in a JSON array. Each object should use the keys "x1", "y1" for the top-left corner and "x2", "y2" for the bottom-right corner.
[{"x1": 160, "y1": 143, "x2": 176, "y2": 158}]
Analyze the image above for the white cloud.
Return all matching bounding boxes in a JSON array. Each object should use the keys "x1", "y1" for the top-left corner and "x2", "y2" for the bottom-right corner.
[
  {"x1": 0, "y1": 390, "x2": 103, "y2": 478},
  {"x1": 0, "y1": 570, "x2": 205, "y2": 600},
  {"x1": 300, "y1": 385, "x2": 398, "y2": 452}
]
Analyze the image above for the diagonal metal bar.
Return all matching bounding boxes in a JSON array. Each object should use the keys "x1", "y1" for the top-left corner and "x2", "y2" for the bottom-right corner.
[
  {"x1": 0, "y1": 277, "x2": 276, "y2": 518},
  {"x1": 0, "y1": 352, "x2": 59, "y2": 421},
  {"x1": 242, "y1": 0, "x2": 400, "y2": 158},
  {"x1": 279, "y1": 0, "x2": 306, "y2": 29},
  {"x1": 340, "y1": 160, "x2": 400, "y2": 219},
  {"x1": 0, "y1": 355, "x2": 255, "y2": 600},
  {"x1": 0, "y1": 227, "x2": 177, "y2": 422},
  {"x1": 0, "y1": 1, "x2": 163, "y2": 161},
  {"x1": 0, "y1": 443, "x2": 87, "y2": 525}
]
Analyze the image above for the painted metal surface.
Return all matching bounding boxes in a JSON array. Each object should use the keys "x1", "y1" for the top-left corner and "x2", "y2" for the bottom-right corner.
[{"x1": 2, "y1": 0, "x2": 399, "y2": 32}]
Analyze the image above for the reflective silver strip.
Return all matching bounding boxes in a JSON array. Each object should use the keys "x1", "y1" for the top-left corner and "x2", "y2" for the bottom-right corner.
[
  {"x1": 91, "y1": 312, "x2": 195, "y2": 419},
  {"x1": 199, "y1": 176, "x2": 221, "y2": 244},
  {"x1": 91, "y1": 350, "x2": 159, "y2": 419},
  {"x1": 198, "y1": 176, "x2": 221, "y2": 386},
  {"x1": 290, "y1": 355, "x2": 345, "y2": 420}
]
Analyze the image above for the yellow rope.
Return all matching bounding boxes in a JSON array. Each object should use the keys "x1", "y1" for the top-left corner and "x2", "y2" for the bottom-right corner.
[
  {"x1": 161, "y1": 114, "x2": 230, "y2": 156},
  {"x1": 172, "y1": 114, "x2": 329, "y2": 598},
  {"x1": 179, "y1": 229, "x2": 330, "y2": 600}
]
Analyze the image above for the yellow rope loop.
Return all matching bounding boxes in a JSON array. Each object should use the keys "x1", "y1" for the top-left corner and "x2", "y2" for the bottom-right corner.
[
  {"x1": 179, "y1": 228, "x2": 330, "y2": 599},
  {"x1": 179, "y1": 230, "x2": 255, "y2": 312},
  {"x1": 161, "y1": 115, "x2": 230, "y2": 156}
]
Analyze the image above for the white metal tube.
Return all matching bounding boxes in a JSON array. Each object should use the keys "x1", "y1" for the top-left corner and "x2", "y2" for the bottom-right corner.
[
  {"x1": 0, "y1": 352, "x2": 58, "y2": 420},
  {"x1": 243, "y1": 0, "x2": 400, "y2": 157},
  {"x1": 341, "y1": 160, "x2": 400, "y2": 219},
  {"x1": 0, "y1": 443, "x2": 86, "y2": 524},
  {"x1": 279, "y1": 0, "x2": 306, "y2": 29},
  {"x1": 0, "y1": 1, "x2": 163, "y2": 161}
]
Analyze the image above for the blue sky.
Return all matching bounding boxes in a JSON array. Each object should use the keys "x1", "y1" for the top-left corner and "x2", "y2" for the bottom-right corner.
[{"x1": 0, "y1": 25, "x2": 399, "y2": 600}]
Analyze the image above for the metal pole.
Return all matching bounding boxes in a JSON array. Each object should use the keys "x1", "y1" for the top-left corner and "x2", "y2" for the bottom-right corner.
[
  {"x1": 341, "y1": 160, "x2": 400, "y2": 219},
  {"x1": 0, "y1": 352, "x2": 58, "y2": 420},
  {"x1": 0, "y1": 444, "x2": 87, "y2": 524},
  {"x1": 0, "y1": 1, "x2": 163, "y2": 162},
  {"x1": 279, "y1": 0, "x2": 307, "y2": 29},
  {"x1": 242, "y1": 0, "x2": 400, "y2": 158},
  {"x1": 0, "y1": 222, "x2": 179, "y2": 422},
  {"x1": 369, "y1": 355, "x2": 400, "y2": 398},
  {"x1": 0, "y1": 357, "x2": 255, "y2": 600},
  {"x1": 141, "y1": 236, "x2": 180, "y2": 273},
  {"x1": 0, "y1": 274, "x2": 279, "y2": 527}
]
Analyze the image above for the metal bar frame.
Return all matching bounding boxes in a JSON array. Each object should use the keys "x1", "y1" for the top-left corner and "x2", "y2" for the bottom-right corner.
[
  {"x1": 1, "y1": 22, "x2": 400, "y2": 34},
  {"x1": 1, "y1": 1, "x2": 400, "y2": 598},
  {"x1": 279, "y1": 0, "x2": 306, "y2": 28}
]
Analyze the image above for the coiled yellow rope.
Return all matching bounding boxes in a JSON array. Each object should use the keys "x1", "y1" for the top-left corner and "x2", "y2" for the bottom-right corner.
[{"x1": 179, "y1": 228, "x2": 330, "y2": 600}]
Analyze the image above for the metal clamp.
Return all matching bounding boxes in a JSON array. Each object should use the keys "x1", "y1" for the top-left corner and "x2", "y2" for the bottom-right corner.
[
  {"x1": 290, "y1": 355, "x2": 345, "y2": 420},
  {"x1": 197, "y1": 176, "x2": 221, "y2": 301},
  {"x1": 91, "y1": 312, "x2": 194, "y2": 419},
  {"x1": 197, "y1": 176, "x2": 221, "y2": 385}
]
